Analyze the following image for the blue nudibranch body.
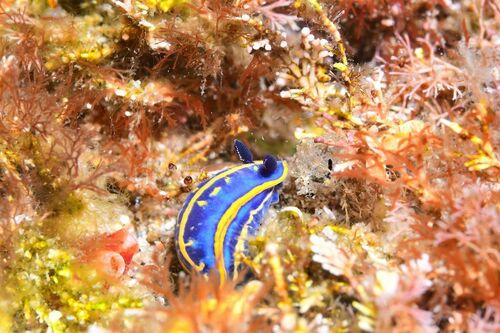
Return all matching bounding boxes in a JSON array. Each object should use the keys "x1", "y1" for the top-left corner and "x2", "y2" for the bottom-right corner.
[{"x1": 175, "y1": 140, "x2": 288, "y2": 282}]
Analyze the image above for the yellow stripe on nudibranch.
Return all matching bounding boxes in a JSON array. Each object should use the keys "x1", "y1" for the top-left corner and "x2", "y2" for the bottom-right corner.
[
  {"x1": 231, "y1": 190, "x2": 275, "y2": 279},
  {"x1": 177, "y1": 162, "x2": 263, "y2": 272},
  {"x1": 209, "y1": 186, "x2": 222, "y2": 197},
  {"x1": 214, "y1": 161, "x2": 288, "y2": 283}
]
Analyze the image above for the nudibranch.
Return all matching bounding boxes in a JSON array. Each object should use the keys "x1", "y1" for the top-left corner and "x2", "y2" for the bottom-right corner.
[{"x1": 175, "y1": 139, "x2": 288, "y2": 282}]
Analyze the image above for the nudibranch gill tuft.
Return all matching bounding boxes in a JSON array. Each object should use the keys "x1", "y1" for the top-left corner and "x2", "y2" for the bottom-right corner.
[{"x1": 174, "y1": 139, "x2": 288, "y2": 282}]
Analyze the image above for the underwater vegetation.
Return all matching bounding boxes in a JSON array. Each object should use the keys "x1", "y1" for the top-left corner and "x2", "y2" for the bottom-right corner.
[{"x1": 0, "y1": 0, "x2": 498, "y2": 332}]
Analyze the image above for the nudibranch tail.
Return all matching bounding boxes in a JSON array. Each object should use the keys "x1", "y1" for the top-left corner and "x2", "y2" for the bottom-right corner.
[{"x1": 174, "y1": 139, "x2": 288, "y2": 281}]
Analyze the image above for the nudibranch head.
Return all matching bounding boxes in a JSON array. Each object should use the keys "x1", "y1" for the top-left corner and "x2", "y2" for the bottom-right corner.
[{"x1": 174, "y1": 139, "x2": 287, "y2": 282}]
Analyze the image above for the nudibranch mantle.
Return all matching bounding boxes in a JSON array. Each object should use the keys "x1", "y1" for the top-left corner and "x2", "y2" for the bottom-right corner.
[{"x1": 175, "y1": 140, "x2": 288, "y2": 282}]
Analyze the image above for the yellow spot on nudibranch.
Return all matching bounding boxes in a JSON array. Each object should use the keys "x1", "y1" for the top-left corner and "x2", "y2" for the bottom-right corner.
[
  {"x1": 209, "y1": 186, "x2": 222, "y2": 197},
  {"x1": 224, "y1": 177, "x2": 231, "y2": 184},
  {"x1": 253, "y1": 166, "x2": 259, "y2": 171},
  {"x1": 197, "y1": 200, "x2": 207, "y2": 207}
]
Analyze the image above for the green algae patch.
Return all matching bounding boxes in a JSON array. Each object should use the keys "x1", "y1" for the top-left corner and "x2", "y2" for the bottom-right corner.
[{"x1": 4, "y1": 231, "x2": 143, "y2": 332}]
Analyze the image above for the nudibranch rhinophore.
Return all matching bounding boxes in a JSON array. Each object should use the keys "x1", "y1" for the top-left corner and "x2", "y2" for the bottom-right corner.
[{"x1": 174, "y1": 139, "x2": 288, "y2": 282}]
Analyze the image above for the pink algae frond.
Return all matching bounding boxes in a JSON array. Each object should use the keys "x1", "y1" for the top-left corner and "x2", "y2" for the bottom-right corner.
[{"x1": 381, "y1": 34, "x2": 466, "y2": 106}]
